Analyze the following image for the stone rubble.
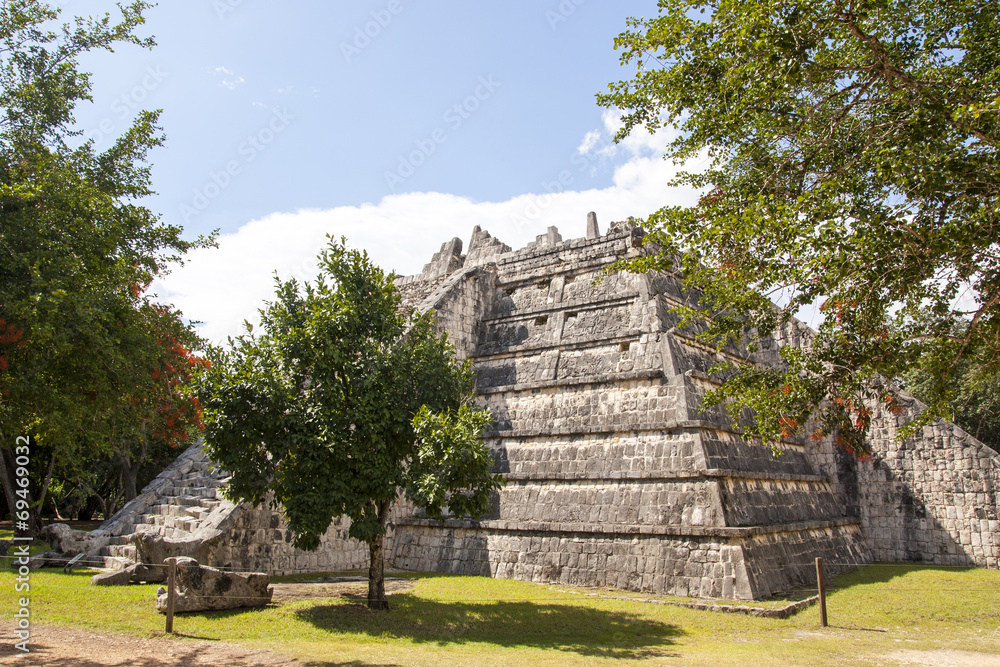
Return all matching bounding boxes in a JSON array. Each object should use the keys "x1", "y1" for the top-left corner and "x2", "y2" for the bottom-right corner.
[{"x1": 154, "y1": 557, "x2": 272, "y2": 613}]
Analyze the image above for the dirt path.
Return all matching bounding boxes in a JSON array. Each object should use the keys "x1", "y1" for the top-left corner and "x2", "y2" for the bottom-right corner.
[
  {"x1": 0, "y1": 623, "x2": 300, "y2": 666},
  {"x1": 886, "y1": 649, "x2": 1000, "y2": 666},
  {"x1": 3, "y1": 622, "x2": 1000, "y2": 666},
  {"x1": 0, "y1": 577, "x2": 416, "y2": 666}
]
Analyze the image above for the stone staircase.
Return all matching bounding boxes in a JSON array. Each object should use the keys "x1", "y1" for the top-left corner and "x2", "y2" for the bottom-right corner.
[
  {"x1": 90, "y1": 443, "x2": 236, "y2": 569},
  {"x1": 391, "y1": 219, "x2": 869, "y2": 599}
]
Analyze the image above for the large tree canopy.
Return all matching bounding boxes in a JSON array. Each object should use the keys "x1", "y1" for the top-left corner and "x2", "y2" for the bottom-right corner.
[
  {"x1": 0, "y1": 1, "x2": 212, "y2": 527},
  {"x1": 196, "y1": 238, "x2": 502, "y2": 610},
  {"x1": 599, "y1": 0, "x2": 999, "y2": 456}
]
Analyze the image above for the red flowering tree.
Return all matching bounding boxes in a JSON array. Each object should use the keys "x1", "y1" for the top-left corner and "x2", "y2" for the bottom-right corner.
[{"x1": 109, "y1": 300, "x2": 209, "y2": 501}]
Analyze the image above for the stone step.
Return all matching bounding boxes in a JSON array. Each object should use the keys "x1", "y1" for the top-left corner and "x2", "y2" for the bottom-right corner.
[
  {"x1": 102, "y1": 544, "x2": 137, "y2": 560},
  {"x1": 170, "y1": 486, "x2": 219, "y2": 499},
  {"x1": 162, "y1": 494, "x2": 207, "y2": 507},
  {"x1": 165, "y1": 487, "x2": 215, "y2": 500},
  {"x1": 100, "y1": 555, "x2": 134, "y2": 571},
  {"x1": 141, "y1": 506, "x2": 198, "y2": 524},
  {"x1": 142, "y1": 514, "x2": 197, "y2": 533}
]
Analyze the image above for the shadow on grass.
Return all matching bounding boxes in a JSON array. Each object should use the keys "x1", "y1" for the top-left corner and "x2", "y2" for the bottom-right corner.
[{"x1": 295, "y1": 595, "x2": 684, "y2": 660}]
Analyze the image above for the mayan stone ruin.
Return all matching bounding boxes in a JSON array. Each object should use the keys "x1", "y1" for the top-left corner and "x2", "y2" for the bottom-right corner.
[{"x1": 84, "y1": 215, "x2": 1000, "y2": 600}]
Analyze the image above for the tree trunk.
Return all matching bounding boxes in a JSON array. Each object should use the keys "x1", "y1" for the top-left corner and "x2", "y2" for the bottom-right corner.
[
  {"x1": 29, "y1": 449, "x2": 56, "y2": 533},
  {"x1": 366, "y1": 498, "x2": 394, "y2": 611},
  {"x1": 120, "y1": 439, "x2": 146, "y2": 502},
  {"x1": 0, "y1": 447, "x2": 18, "y2": 523},
  {"x1": 367, "y1": 533, "x2": 389, "y2": 611}
]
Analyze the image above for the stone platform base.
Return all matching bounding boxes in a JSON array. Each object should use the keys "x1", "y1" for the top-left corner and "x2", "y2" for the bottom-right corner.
[{"x1": 391, "y1": 518, "x2": 869, "y2": 599}]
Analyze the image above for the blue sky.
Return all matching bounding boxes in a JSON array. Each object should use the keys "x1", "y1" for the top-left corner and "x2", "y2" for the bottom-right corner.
[{"x1": 66, "y1": 1, "x2": 704, "y2": 342}]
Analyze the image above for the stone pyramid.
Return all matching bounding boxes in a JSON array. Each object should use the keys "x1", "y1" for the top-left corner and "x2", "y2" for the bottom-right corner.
[
  {"x1": 92, "y1": 215, "x2": 999, "y2": 600},
  {"x1": 390, "y1": 218, "x2": 872, "y2": 598}
]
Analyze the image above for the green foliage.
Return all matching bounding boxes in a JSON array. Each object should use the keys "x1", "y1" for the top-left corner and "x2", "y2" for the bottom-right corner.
[
  {"x1": 599, "y1": 0, "x2": 999, "y2": 455},
  {"x1": 904, "y1": 348, "x2": 1000, "y2": 451},
  {"x1": 409, "y1": 404, "x2": 501, "y2": 521},
  {"x1": 0, "y1": 1, "x2": 213, "y2": 524},
  {"x1": 196, "y1": 237, "x2": 502, "y2": 606}
]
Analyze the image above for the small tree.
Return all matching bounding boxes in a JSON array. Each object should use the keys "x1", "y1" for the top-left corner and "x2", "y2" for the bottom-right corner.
[{"x1": 196, "y1": 238, "x2": 502, "y2": 610}]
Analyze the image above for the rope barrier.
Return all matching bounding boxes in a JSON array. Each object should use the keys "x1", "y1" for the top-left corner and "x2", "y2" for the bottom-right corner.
[{"x1": 3, "y1": 563, "x2": 994, "y2": 597}]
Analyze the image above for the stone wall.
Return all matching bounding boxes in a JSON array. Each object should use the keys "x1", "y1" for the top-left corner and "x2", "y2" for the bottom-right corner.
[
  {"x1": 768, "y1": 316, "x2": 1000, "y2": 569},
  {"x1": 389, "y1": 216, "x2": 874, "y2": 600},
  {"x1": 212, "y1": 499, "x2": 371, "y2": 576},
  {"x1": 849, "y1": 401, "x2": 1000, "y2": 567},
  {"x1": 392, "y1": 521, "x2": 752, "y2": 598},
  {"x1": 392, "y1": 518, "x2": 867, "y2": 600}
]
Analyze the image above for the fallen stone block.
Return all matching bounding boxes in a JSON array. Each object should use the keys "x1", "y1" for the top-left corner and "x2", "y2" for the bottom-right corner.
[
  {"x1": 132, "y1": 562, "x2": 167, "y2": 583},
  {"x1": 132, "y1": 530, "x2": 222, "y2": 566},
  {"x1": 155, "y1": 557, "x2": 272, "y2": 613},
  {"x1": 40, "y1": 523, "x2": 108, "y2": 556},
  {"x1": 92, "y1": 567, "x2": 134, "y2": 586},
  {"x1": 9, "y1": 550, "x2": 70, "y2": 570},
  {"x1": 91, "y1": 562, "x2": 169, "y2": 586}
]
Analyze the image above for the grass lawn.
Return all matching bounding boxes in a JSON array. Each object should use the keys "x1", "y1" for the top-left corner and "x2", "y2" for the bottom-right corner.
[{"x1": 1, "y1": 564, "x2": 998, "y2": 665}]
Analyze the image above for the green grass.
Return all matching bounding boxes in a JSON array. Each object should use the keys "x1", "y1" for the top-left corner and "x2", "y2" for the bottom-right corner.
[
  {"x1": 1, "y1": 564, "x2": 998, "y2": 666},
  {"x1": 0, "y1": 527, "x2": 48, "y2": 558}
]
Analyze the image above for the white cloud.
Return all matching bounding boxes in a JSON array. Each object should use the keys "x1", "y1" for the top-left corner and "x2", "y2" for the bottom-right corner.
[
  {"x1": 596, "y1": 108, "x2": 681, "y2": 158},
  {"x1": 577, "y1": 129, "x2": 602, "y2": 155},
  {"x1": 214, "y1": 66, "x2": 245, "y2": 90},
  {"x1": 154, "y1": 121, "x2": 706, "y2": 345}
]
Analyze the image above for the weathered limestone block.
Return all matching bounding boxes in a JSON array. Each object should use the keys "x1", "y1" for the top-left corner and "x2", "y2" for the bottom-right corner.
[
  {"x1": 132, "y1": 529, "x2": 223, "y2": 566},
  {"x1": 40, "y1": 523, "x2": 108, "y2": 556},
  {"x1": 13, "y1": 551, "x2": 68, "y2": 570},
  {"x1": 467, "y1": 225, "x2": 512, "y2": 266},
  {"x1": 420, "y1": 237, "x2": 465, "y2": 280},
  {"x1": 586, "y1": 211, "x2": 600, "y2": 239},
  {"x1": 92, "y1": 567, "x2": 134, "y2": 586},
  {"x1": 154, "y1": 557, "x2": 272, "y2": 612},
  {"x1": 92, "y1": 561, "x2": 170, "y2": 586}
]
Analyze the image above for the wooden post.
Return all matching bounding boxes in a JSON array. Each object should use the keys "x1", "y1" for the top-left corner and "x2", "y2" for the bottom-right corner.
[
  {"x1": 815, "y1": 556, "x2": 827, "y2": 627},
  {"x1": 165, "y1": 557, "x2": 177, "y2": 634}
]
